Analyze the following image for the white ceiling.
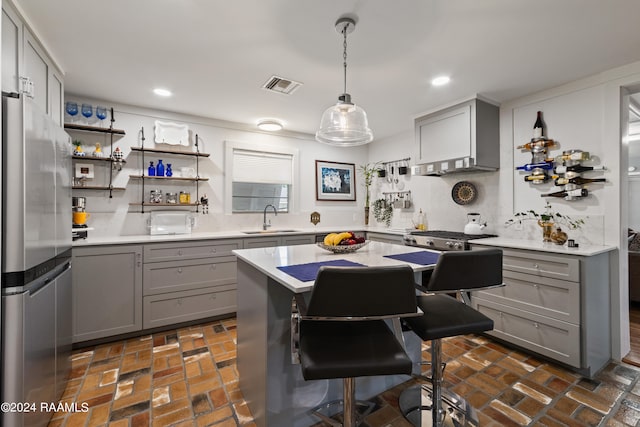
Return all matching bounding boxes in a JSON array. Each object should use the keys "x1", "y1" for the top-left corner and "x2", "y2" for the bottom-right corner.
[{"x1": 16, "y1": 0, "x2": 640, "y2": 140}]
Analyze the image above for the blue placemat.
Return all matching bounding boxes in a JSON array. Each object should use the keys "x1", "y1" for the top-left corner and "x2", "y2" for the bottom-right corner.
[
  {"x1": 384, "y1": 251, "x2": 440, "y2": 266},
  {"x1": 277, "y1": 259, "x2": 367, "y2": 282}
]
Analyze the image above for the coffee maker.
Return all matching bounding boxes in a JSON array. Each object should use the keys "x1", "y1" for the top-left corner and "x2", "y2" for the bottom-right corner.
[{"x1": 72, "y1": 197, "x2": 89, "y2": 240}]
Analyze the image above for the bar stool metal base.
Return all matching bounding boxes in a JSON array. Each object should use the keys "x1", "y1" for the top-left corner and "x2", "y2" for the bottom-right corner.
[
  {"x1": 398, "y1": 383, "x2": 479, "y2": 427},
  {"x1": 310, "y1": 399, "x2": 375, "y2": 427}
]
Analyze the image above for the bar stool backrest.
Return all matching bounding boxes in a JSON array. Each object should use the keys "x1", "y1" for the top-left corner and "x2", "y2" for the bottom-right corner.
[
  {"x1": 425, "y1": 249, "x2": 503, "y2": 293},
  {"x1": 306, "y1": 265, "x2": 418, "y2": 319}
]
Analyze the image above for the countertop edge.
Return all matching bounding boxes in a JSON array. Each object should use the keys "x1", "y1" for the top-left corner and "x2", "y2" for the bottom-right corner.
[
  {"x1": 71, "y1": 226, "x2": 408, "y2": 247},
  {"x1": 470, "y1": 237, "x2": 618, "y2": 256}
]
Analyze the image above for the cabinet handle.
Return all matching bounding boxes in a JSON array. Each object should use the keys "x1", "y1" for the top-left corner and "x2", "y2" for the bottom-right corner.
[
  {"x1": 499, "y1": 312, "x2": 504, "y2": 318},
  {"x1": 178, "y1": 250, "x2": 183, "y2": 256},
  {"x1": 211, "y1": 248, "x2": 217, "y2": 253},
  {"x1": 177, "y1": 268, "x2": 183, "y2": 274},
  {"x1": 533, "y1": 284, "x2": 539, "y2": 289},
  {"x1": 533, "y1": 322, "x2": 539, "y2": 328},
  {"x1": 533, "y1": 264, "x2": 539, "y2": 269},
  {"x1": 210, "y1": 294, "x2": 217, "y2": 300},
  {"x1": 210, "y1": 264, "x2": 216, "y2": 270}
]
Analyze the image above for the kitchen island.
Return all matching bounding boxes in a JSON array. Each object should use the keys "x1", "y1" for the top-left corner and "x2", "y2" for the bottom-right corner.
[{"x1": 233, "y1": 241, "x2": 438, "y2": 427}]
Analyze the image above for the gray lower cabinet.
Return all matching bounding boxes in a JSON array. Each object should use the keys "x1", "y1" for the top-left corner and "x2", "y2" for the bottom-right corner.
[
  {"x1": 142, "y1": 239, "x2": 242, "y2": 329},
  {"x1": 243, "y1": 234, "x2": 316, "y2": 249},
  {"x1": 366, "y1": 232, "x2": 404, "y2": 244},
  {"x1": 72, "y1": 245, "x2": 143, "y2": 343},
  {"x1": 470, "y1": 245, "x2": 610, "y2": 375}
]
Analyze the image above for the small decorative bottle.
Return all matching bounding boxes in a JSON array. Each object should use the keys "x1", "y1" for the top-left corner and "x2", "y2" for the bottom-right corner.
[
  {"x1": 148, "y1": 161, "x2": 156, "y2": 176},
  {"x1": 165, "y1": 163, "x2": 173, "y2": 177},
  {"x1": 156, "y1": 159, "x2": 164, "y2": 177}
]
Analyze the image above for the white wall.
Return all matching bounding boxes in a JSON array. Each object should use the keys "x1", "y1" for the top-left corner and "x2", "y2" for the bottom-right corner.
[
  {"x1": 68, "y1": 96, "x2": 370, "y2": 237},
  {"x1": 365, "y1": 61, "x2": 640, "y2": 361}
]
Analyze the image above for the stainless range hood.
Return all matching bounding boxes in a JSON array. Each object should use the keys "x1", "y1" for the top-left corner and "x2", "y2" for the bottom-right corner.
[{"x1": 412, "y1": 97, "x2": 499, "y2": 176}]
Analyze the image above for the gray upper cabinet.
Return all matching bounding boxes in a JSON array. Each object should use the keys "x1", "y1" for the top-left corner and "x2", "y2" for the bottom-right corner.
[
  {"x1": 2, "y1": 6, "x2": 22, "y2": 93},
  {"x1": 1, "y1": 2, "x2": 63, "y2": 123},
  {"x1": 413, "y1": 97, "x2": 499, "y2": 176}
]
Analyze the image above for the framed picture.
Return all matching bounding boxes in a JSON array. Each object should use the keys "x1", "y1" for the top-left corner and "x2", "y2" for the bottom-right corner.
[
  {"x1": 74, "y1": 163, "x2": 94, "y2": 179},
  {"x1": 315, "y1": 160, "x2": 356, "y2": 201}
]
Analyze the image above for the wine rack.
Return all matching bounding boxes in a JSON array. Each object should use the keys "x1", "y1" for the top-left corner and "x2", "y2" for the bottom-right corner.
[
  {"x1": 546, "y1": 150, "x2": 606, "y2": 200},
  {"x1": 516, "y1": 111, "x2": 606, "y2": 201}
]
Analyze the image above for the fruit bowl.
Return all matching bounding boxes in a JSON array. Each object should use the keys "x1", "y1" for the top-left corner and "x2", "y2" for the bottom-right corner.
[{"x1": 316, "y1": 240, "x2": 369, "y2": 254}]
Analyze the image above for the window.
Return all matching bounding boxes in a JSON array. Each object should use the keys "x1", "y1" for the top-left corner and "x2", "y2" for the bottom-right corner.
[{"x1": 228, "y1": 145, "x2": 295, "y2": 213}]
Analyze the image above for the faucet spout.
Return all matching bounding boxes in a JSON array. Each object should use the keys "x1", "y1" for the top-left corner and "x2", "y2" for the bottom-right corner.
[{"x1": 263, "y1": 204, "x2": 278, "y2": 230}]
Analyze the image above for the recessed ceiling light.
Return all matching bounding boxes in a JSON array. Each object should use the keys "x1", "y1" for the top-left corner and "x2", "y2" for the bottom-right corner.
[
  {"x1": 431, "y1": 76, "x2": 450, "y2": 87},
  {"x1": 257, "y1": 120, "x2": 283, "y2": 131},
  {"x1": 153, "y1": 88, "x2": 172, "y2": 97}
]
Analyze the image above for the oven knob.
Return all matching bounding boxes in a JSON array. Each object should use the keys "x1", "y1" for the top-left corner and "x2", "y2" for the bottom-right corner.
[
  {"x1": 426, "y1": 240, "x2": 434, "y2": 247},
  {"x1": 453, "y1": 242, "x2": 462, "y2": 250},
  {"x1": 445, "y1": 241, "x2": 454, "y2": 248}
]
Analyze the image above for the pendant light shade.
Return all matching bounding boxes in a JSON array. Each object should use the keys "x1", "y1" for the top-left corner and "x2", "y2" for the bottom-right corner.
[{"x1": 316, "y1": 17, "x2": 373, "y2": 146}]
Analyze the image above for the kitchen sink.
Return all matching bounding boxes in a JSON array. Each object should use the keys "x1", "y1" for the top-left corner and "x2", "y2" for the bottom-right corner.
[{"x1": 242, "y1": 229, "x2": 300, "y2": 234}]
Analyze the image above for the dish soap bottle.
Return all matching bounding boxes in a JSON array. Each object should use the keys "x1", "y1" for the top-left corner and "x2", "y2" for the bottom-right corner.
[
  {"x1": 156, "y1": 159, "x2": 164, "y2": 177},
  {"x1": 417, "y1": 209, "x2": 427, "y2": 231},
  {"x1": 148, "y1": 161, "x2": 155, "y2": 176}
]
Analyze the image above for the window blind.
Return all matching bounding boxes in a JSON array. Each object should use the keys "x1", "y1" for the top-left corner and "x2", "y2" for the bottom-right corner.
[{"x1": 232, "y1": 149, "x2": 293, "y2": 184}]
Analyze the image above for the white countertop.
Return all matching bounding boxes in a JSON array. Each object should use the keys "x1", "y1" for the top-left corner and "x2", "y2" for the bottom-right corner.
[
  {"x1": 470, "y1": 237, "x2": 617, "y2": 256},
  {"x1": 71, "y1": 226, "x2": 408, "y2": 247},
  {"x1": 233, "y1": 241, "x2": 437, "y2": 293}
]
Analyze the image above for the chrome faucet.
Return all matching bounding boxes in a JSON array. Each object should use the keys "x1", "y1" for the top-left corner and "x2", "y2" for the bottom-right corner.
[{"x1": 263, "y1": 204, "x2": 278, "y2": 230}]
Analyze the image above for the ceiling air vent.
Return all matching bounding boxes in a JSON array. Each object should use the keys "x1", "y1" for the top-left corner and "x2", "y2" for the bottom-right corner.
[{"x1": 262, "y1": 75, "x2": 303, "y2": 95}]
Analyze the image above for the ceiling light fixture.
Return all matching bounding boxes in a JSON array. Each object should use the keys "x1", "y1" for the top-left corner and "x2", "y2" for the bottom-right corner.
[
  {"x1": 153, "y1": 88, "x2": 172, "y2": 97},
  {"x1": 431, "y1": 76, "x2": 450, "y2": 86},
  {"x1": 316, "y1": 17, "x2": 373, "y2": 147},
  {"x1": 257, "y1": 120, "x2": 283, "y2": 132}
]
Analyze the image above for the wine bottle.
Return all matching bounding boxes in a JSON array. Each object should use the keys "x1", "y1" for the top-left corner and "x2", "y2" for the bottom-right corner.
[
  {"x1": 516, "y1": 139, "x2": 556, "y2": 150},
  {"x1": 554, "y1": 176, "x2": 606, "y2": 186},
  {"x1": 533, "y1": 111, "x2": 545, "y2": 139},
  {"x1": 554, "y1": 164, "x2": 605, "y2": 174},
  {"x1": 524, "y1": 174, "x2": 551, "y2": 183},
  {"x1": 555, "y1": 151, "x2": 590, "y2": 162},
  {"x1": 541, "y1": 188, "x2": 588, "y2": 198},
  {"x1": 516, "y1": 161, "x2": 554, "y2": 171}
]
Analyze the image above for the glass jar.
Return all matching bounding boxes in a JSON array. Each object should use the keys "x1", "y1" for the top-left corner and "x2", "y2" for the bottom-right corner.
[
  {"x1": 179, "y1": 191, "x2": 189, "y2": 204},
  {"x1": 166, "y1": 192, "x2": 178, "y2": 204},
  {"x1": 150, "y1": 189, "x2": 162, "y2": 203}
]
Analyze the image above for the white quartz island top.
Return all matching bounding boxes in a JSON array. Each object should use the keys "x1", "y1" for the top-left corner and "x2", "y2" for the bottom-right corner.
[
  {"x1": 233, "y1": 241, "x2": 437, "y2": 293},
  {"x1": 471, "y1": 237, "x2": 617, "y2": 256}
]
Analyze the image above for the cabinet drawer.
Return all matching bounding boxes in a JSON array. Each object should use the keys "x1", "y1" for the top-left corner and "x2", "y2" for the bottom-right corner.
[
  {"x1": 143, "y1": 256, "x2": 237, "y2": 296},
  {"x1": 502, "y1": 248, "x2": 579, "y2": 282},
  {"x1": 144, "y1": 239, "x2": 242, "y2": 262},
  {"x1": 473, "y1": 297, "x2": 580, "y2": 368},
  {"x1": 281, "y1": 235, "x2": 315, "y2": 246},
  {"x1": 472, "y1": 270, "x2": 579, "y2": 324},
  {"x1": 143, "y1": 286, "x2": 236, "y2": 329}
]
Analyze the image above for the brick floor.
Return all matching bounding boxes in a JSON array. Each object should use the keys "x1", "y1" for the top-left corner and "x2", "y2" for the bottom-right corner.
[{"x1": 48, "y1": 318, "x2": 640, "y2": 426}]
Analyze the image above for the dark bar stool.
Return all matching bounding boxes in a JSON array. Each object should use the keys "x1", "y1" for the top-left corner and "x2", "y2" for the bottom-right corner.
[
  {"x1": 291, "y1": 265, "x2": 420, "y2": 427},
  {"x1": 399, "y1": 249, "x2": 503, "y2": 427}
]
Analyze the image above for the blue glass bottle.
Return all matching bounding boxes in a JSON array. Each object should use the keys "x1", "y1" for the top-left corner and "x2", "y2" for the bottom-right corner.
[
  {"x1": 165, "y1": 163, "x2": 173, "y2": 177},
  {"x1": 148, "y1": 161, "x2": 156, "y2": 176},
  {"x1": 156, "y1": 159, "x2": 164, "y2": 177}
]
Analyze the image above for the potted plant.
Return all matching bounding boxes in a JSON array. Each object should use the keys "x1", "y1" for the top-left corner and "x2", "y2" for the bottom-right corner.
[
  {"x1": 373, "y1": 198, "x2": 393, "y2": 227},
  {"x1": 505, "y1": 202, "x2": 585, "y2": 242},
  {"x1": 358, "y1": 163, "x2": 379, "y2": 225}
]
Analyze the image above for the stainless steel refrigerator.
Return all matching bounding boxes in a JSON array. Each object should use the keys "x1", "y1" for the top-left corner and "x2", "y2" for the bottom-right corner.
[{"x1": 1, "y1": 92, "x2": 72, "y2": 427}]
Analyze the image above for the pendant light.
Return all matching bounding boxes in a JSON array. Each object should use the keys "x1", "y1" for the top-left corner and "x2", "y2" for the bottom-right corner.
[{"x1": 316, "y1": 17, "x2": 373, "y2": 146}]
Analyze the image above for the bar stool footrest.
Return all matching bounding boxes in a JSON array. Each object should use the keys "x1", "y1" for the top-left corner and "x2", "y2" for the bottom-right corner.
[{"x1": 399, "y1": 384, "x2": 479, "y2": 427}]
